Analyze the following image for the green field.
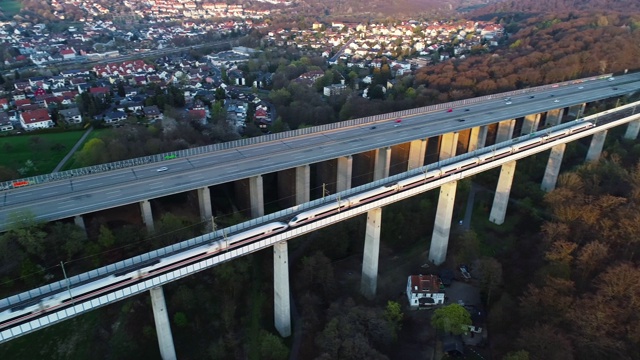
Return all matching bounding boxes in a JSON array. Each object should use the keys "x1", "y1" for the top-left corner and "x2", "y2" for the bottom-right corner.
[
  {"x1": 0, "y1": 131, "x2": 86, "y2": 176},
  {"x1": 0, "y1": 0, "x2": 21, "y2": 17}
]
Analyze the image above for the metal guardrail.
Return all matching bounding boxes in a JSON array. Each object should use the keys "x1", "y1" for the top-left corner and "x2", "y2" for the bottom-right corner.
[{"x1": 0, "y1": 74, "x2": 613, "y2": 191}]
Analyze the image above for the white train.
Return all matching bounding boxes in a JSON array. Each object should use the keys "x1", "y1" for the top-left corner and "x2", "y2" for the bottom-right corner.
[{"x1": 0, "y1": 120, "x2": 594, "y2": 329}]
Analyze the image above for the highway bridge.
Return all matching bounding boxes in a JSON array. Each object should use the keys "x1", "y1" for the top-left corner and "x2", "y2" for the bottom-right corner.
[
  {"x1": 1, "y1": 73, "x2": 639, "y2": 232},
  {"x1": 1, "y1": 98, "x2": 639, "y2": 359}
]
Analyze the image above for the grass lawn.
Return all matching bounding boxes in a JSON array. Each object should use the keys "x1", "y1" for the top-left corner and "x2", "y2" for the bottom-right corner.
[
  {"x1": 0, "y1": 0, "x2": 21, "y2": 17},
  {"x1": 0, "y1": 131, "x2": 86, "y2": 176}
]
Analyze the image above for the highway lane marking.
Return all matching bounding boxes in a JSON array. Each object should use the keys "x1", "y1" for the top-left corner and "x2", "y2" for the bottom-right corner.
[{"x1": 105, "y1": 190, "x2": 120, "y2": 196}]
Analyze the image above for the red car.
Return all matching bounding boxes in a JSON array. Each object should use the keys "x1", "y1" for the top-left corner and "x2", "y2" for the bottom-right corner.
[
  {"x1": 395, "y1": 118, "x2": 402, "y2": 123},
  {"x1": 447, "y1": 108, "x2": 453, "y2": 112}
]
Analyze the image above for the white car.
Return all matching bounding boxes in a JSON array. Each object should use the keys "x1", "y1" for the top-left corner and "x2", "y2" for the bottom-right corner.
[
  {"x1": 157, "y1": 167, "x2": 169, "y2": 172},
  {"x1": 608, "y1": 77, "x2": 615, "y2": 81},
  {"x1": 578, "y1": 86, "x2": 584, "y2": 89},
  {"x1": 505, "y1": 101, "x2": 512, "y2": 105},
  {"x1": 553, "y1": 99, "x2": 560, "y2": 103}
]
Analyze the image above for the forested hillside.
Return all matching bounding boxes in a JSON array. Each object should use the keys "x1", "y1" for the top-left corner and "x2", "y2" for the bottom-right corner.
[
  {"x1": 471, "y1": 0, "x2": 640, "y2": 16},
  {"x1": 490, "y1": 156, "x2": 640, "y2": 360}
]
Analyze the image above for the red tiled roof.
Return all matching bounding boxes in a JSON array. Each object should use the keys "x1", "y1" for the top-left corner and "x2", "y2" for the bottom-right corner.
[
  {"x1": 89, "y1": 87, "x2": 110, "y2": 94},
  {"x1": 15, "y1": 99, "x2": 31, "y2": 107},
  {"x1": 21, "y1": 109, "x2": 51, "y2": 124},
  {"x1": 408, "y1": 274, "x2": 441, "y2": 294}
]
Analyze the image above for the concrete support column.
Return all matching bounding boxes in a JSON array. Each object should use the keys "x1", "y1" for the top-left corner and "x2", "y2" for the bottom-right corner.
[
  {"x1": 249, "y1": 175, "x2": 264, "y2": 218},
  {"x1": 546, "y1": 108, "x2": 565, "y2": 126},
  {"x1": 150, "y1": 287, "x2": 177, "y2": 360},
  {"x1": 568, "y1": 103, "x2": 586, "y2": 118},
  {"x1": 295, "y1": 165, "x2": 310, "y2": 204},
  {"x1": 468, "y1": 126, "x2": 485, "y2": 152},
  {"x1": 336, "y1": 156, "x2": 353, "y2": 192},
  {"x1": 586, "y1": 130, "x2": 608, "y2": 163},
  {"x1": 407, "y1": 139, "x2": 427, "y2": 170},
  {"x1": 373, "y1": 147, "x2": 391, "y2": 181},
  {"x1": 489, "y1": 161, "x2": 517, "y2": 225},
  {"x1": 541, "y1": 143, "x2": 566, "y2": 192},
  {"x1": 522, "y1": 113, "x2": 541, "y2": 134},
  {"x1": 74, "y1": 215, "x2": 86, "y2": 230},
  {"x1": 197, "y1": 186, "x2": 212, "y2": 222},
  {"x1": 273, "y1": 241, "x2": 291, "y2": 337},
  {"x1": 625, "y1": 119, "x2": 640, "y2": 140},
  {"x1": 360, "y1": 208, "x2": 382, "y2": 299},
  {"x1": 140, "y1": 199, "x2": 154, "y2": 232},
  {"x1": 429, "y1": 181, "x2": 457, "y2": 265},
  {"x1": 439, "y1": 132, "x2": 459, "y2": 160},
  {"x1": 496, "y1": 119, "x2": 516, "y2": 143}
]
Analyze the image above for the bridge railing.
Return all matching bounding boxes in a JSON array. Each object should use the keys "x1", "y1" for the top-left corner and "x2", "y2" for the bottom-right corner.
[
  {"x1": 0, "y1": 74, "x2": 613, "y2": 191},
  {"x1": 1, "y1": 98, "x2": 636, "y2": 311}
]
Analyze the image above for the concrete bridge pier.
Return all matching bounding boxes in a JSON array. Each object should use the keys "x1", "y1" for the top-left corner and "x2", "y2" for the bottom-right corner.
[
  {"x1": 522, "y1": 113, "x2": 541, "y2": 134},
  {"x1": 586, "y1": 130, "x2": 608, "y2": 162},
  {"x1": 568, "y1": 103, "x2": 586, "y2": 118},
  {"x1": 140, "y1": 199, "x2": 155, "y2": 232},
  {"x1": 541, "y1": 143, "x2": 566, "y2": 192},
  {"x1": 496, "y1": 119, "x2": 516, "y2": 143},
  {"x1": 429, "y1": 181, "x2": 457, "y2": 265},
  {"x1": 546, "y1": 108, "x2": 565, "y2": 126},
  {"x1": 150, "y1": 286, "x2": 177, "y2": 360},
  {"x1": 439, "y1": 132, "x2": 459, "y2": 160},
  {"x1": 197, "y1": 186, "x2": 212, "y2": 222},
  {"x1": 374, "y1": 147, "x2": 391, "y2": 180},
  {"x1": 336, "y1": 156, "x2": 353, "y2": 192},
  {"x1": 250, "y1": 175, "x2": 264, "y2": 218},
  {"x1": 489, "y1": 161, "x2": 517, "y2": 225},
  {"x1": 625, "y1": 119, "x2": 640, "y2": 140},
  {"x1": 295, "y1": 165, "x2": 310, "y2": 204},
  {"x1": 273, "y1": 241, "x2": 291, "y2": 337},
  {"x1": 468, "y1": 126, "x2": 488, "y2": 152},
  {"x1": 407, "y1": 139, "x2": 427, "y2": 170},
  {"x1": 74, "y1": 215, "x2": 86, "y2": 231},
  {"x1": 360, "y1": 208, "x2": 382, "y2": 299}
]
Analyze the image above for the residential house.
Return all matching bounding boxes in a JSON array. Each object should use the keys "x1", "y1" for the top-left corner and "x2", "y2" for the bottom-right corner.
[
  {"x1": 103, "y1": 110, "x2": 127, "y2": 124},
  {"x1": 20, "y1": 108, "x2": 53, "y2": 130},
  {"x1": 0, "y1": 112, "x2": 13, "y2": 131},
  {"x1": 406, "y1": 274, "x2": 445, "y2": 308},
  {"x1": 60, "y1": 48, "x2": 76, "y2": 60},
  {"x1": 323, "y1": 83, "x2": 347, "y2": 97},
  {"x1": 143, "y1": 105, "x2": 163, "y2": 121},
  {"x1": 58, "y1": 107, "x2": 83, "y2": 124}
]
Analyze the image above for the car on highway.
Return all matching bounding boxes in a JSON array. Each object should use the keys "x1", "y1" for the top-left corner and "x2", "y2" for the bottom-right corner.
[
  {"x1": 464, "y1": 108, "x2": 470, "y2": 112},
  {"x1": 447, "y1": 108, "x2": 453, "y2": 112},
  {"x1": 609, "y1": 77, "x2": 615, "y2": 81},
  {"x1": 394, "y1": 118, "x2": 402, "y2": 127},
  {"x1": 505, "y1": 101, "x2": 512, "y2": 105},
  {"x1": 157, "y1": 167, "x2": 169, "y2": 172},
  {"x1": 554, "y1": 99, "x2": 560, "y2": 103},
  {"x1": 370, "y1": 126, "x2": 377, "y2": 130},
  {"x1": 578, "y1": 86, "x2": 584, "y2": 89}
]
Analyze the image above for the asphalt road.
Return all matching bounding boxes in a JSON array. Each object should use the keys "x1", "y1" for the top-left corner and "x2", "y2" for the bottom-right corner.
[{"x1": 1, "y1": 74, "x2": 639, "y2": 228}]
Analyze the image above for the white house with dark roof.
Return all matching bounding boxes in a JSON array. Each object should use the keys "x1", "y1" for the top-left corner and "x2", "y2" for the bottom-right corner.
[{"x1": 58, "y1": 107, "x2": 82, "y2": 124}]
